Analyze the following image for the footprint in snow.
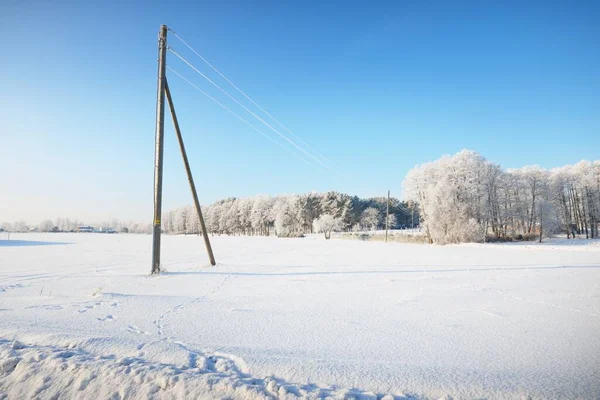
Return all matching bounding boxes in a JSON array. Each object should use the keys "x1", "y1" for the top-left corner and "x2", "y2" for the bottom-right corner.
[
  {"x1": 25, "y1": 304, "x2": 64, "y2": 310},
  {"x1": 97, "y1": 315, "x2": 115, "y2": 322},
  {"x1": 43, "y1": 305, "x2": 64, "y2": 310},
  {"x1": 77, "y1": 302, "x2": 103, "y2": 313},
  {"x1": 127, "y1": 325, "x2": 151, "y2": 335},
  {"x1": 0, "y1": 284, "x2": 24, "y2": 293}
]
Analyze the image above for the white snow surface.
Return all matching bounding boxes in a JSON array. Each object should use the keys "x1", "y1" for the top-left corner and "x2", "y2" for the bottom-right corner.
[{"x1": 0, "y1": 233, "x2": 599, "y2": 399}]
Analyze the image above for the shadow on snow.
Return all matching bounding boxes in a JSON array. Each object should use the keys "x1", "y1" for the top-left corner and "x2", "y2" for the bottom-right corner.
[
  {"x1": 165, "y1": 264, "x2": 600, "y2": 277},
  {"x1": 0, "y1": 240, "x2": 71, "y2": 247}
]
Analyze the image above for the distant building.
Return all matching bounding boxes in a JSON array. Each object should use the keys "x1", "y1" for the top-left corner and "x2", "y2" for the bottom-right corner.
[{"x1": 78, "y1": 226, "x2": 94, "y2": 233}]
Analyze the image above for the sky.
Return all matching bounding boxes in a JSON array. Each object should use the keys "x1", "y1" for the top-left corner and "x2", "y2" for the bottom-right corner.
[{"x1": 1, "y1": 0, "x2": 599, "y2": 224}]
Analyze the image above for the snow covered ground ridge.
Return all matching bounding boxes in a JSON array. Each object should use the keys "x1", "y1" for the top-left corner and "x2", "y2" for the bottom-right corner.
[
  {"x1": 2, "y1": 233, "x2": 598, "y2": 399},
  {"x1": 0, "y1": 339, "x2": 426, "y2": 400}
]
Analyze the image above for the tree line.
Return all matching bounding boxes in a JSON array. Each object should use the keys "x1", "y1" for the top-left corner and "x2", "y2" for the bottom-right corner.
[
  {"x1": 1, "y1": 193, "x2": 416, "y2": 237},
  {"x1": 162, "y1": 192, "x2": 417, "y2": 237},
  {"x1": 403, "y1": 150, "x2": 600, "y2": 244},
  {"x1": 0, "y1": 218, "x2": 152, "y2": 234}
]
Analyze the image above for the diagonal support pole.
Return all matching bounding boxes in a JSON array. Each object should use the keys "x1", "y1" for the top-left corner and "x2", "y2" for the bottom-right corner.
[{"x1": 164, "y1": 79, "x2": 217, "y2": 266}]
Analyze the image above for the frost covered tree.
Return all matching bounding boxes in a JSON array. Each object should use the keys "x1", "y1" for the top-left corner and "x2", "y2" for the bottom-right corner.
[
  {"x1": 313, "y1": 214, "x2": 343, "y2": 239},
  {"x1": 174, "y1": 206, "x2": 189, "y2": 234},
  {"x1": 404, "y1": 151, "x2": 508, "y2": 243},
  {"x1": 360, "y1": 207, "x2": 381, "y2": 231},
  {"x1": 250, "y1": 195, "x2": 274, "y2": 236},
  {"x1": 236, "y1": 197, "x2": 253, "y2": 235},
  {"x1": 38, "y1": 219, "x2": 55, "y2": 232},
  {"x1": 15, "y1": 221, "x2": 28, "y2": 232},
  {"x1": 275, "y1": 196, "x2": 303, "y2": 237},
  {"x1": 2, "y1": 221, "x2": 29, "y2": 232},
  {"x1": 385, "y1": 214, "x2": 397, "y2": 229},
  {"x1": 404, "y1": 150, "x2": 599, "y2": 243}
]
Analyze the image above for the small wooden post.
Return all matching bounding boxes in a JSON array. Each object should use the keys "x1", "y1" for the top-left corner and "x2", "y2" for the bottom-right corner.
[
  {"x1": 385, "y1": 190, "x2": 390, "y2": 243},
  {"x1": 539, "y1": 202, "x2": 543, "y2": 243}
]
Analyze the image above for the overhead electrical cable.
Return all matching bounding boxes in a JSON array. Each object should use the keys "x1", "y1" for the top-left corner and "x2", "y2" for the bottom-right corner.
[
  {"x1": 168, "y1": 48, "x2": 332, "y2": 173},
  {"x1": 166, "y1": 66, "x2": 317, "y2": 169},
  {"x1": 168, "y1": 28, "x2": 338, "y2": 170}
]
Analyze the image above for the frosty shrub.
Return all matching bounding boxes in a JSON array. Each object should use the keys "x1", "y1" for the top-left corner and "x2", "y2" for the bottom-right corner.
[
  {"x1": 360, "y1": 207, "x2": 381, "y2": 231},
  {"x1": 313, "y1": 214, "x2": 343, "y2": 239}
]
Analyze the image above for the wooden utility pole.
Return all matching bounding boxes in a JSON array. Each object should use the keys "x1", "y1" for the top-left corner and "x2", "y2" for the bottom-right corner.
[
  {"x1": 539, "y1": 202, "x2": 543, "y2": 243},
  {"x1": 151, "y1": 24, "x2": 168, "y2": 275},
  {"x1": 385, "y1": 190, "x2": 390, "y2": 243},
  {"x1": 164, "y1": 80, "x2": 216, "y2": 266}
]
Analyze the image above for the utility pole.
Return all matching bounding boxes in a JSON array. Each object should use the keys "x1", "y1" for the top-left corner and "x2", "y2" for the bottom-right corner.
[
  {"x1": 539, "y1": 202, "x2": 543, "y2": 243},
  {"x1": 151, "y1": 25, "x2": 168, "y2": 275},
  {"x1": 385, "y1": 190, "x2": 390, "y2": 243},
  {"x1": 164, "y1": 80, "x2": 216, "y2": 266}
]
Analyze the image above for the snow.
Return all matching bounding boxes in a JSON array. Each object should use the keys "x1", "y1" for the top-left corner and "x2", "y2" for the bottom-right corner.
[{"x1": 1, "y1": 233, "x2": 599, "y2": 399}]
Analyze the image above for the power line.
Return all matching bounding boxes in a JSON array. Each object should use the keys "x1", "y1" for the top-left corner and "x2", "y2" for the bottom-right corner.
[
  {"x1": 168, "y1": 47, "x2": 332, "y2": 173},
  {"x1": 166, "y1": 67, "x2": 318, "y2": 169},
  {"x1": 390, "y1": 202, "x2": 412, "y2": 215},
  {"x1": 168, "y1": 47, "x2": 331, "y2": 172},
  {"x1": 168, "y1": 28, "x2": 338, "y2": 170}
]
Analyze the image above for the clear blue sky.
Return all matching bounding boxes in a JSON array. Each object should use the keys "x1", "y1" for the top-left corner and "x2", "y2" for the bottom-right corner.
[{"x1": 1, "y1": 0, "x2": 599, "y2": 223}]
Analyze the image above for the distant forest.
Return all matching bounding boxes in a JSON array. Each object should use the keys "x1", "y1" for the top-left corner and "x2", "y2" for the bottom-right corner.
[
  {"x1": 163, "y1": 192, "x2": 418, "y2": 237},
  {"x1": 8, "y1": 151, "x2": 597, "y2": 245},
  {"x1": 0, "y1": 192, "x2": 416, "y2": 236}
]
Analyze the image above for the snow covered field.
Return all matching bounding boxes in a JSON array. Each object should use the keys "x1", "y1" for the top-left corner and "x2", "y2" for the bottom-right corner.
[{"x1": 1, "y1": 233, "x2": 599, "y2": 399}]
